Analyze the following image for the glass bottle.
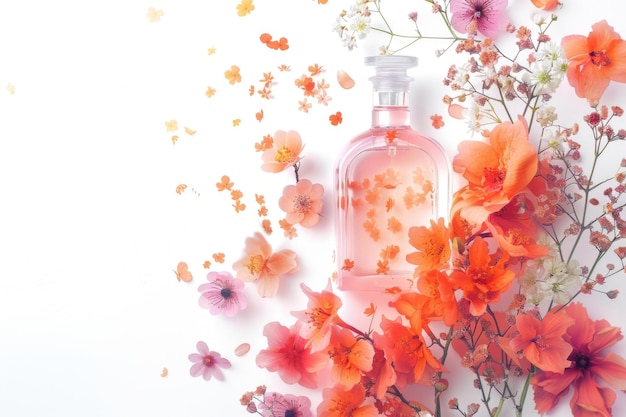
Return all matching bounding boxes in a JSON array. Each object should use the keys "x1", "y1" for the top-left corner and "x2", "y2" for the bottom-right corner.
[{"x1": 334, "y1": 55, "x2": 451, "y2": 291}]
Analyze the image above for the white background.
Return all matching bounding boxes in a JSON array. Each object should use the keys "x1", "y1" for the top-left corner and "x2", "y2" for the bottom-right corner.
[{"x1": 1, "y1": 1, "x2": 626, "y2": 416}]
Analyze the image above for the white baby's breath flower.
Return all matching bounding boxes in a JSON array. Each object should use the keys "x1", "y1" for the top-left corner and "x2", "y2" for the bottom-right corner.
[
  {"x1": 540, "y1": 128, "x2": 564, "y2": 154},
  {"x1": 350, "y1": 14, "x2": 371, "y2": 39},
  {"x1": 532, "y1": 13, "x2": 548, "y2": 26},
  {"x1": 536, "y1": 105, "x2": 558, "y2": 127},
  {"x1": 537, "y1": 258, "x2": 582, "y2": 305},
  {"x1": 529, "y1": 60, "x2": 561, "y2": 95}
]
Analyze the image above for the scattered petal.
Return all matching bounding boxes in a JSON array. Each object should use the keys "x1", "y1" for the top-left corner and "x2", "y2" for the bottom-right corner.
[
  {"x1": 160, "y1": 367, "x2": 168, "y2": 377},
  {"x1": 430, "y1": 114, "x2": 445, "y2": 129},
  {"x1": 216, "y1": 175, "x2": 234, "y2": 191},
  {"x1": 236, "y1": 0, "x2": 255, "y2": 16},
  {"x1": 329, "y1": 111, "x2": 343, "y2": 126},
  {"x1": 337, "y1": 69, "x2": 355, "y2": 89},
  {"x1": 225, "y1": 65, "x2": 242, "y2": 84},
  {"x1": 174, "y1": 262, "x2": 193, "y2": 282},
  {"x1": 146, "y1": 7, "x2": 164, "y2": 23},
  {"x1": 184, "y1": 127, "x2": 196, "y2": 135},
  {"x1": 235, "y1": 343, "x2": 251, "y2": 357},
  {"x1": 309, "y1": 64, "x2": 324, "y2": 76},
  {"x1": 165, "y1": 119, "x2": 178, "y2": 132},
  {"x1": 175, "y1": 184, "x2": 187, "y2": 194}
]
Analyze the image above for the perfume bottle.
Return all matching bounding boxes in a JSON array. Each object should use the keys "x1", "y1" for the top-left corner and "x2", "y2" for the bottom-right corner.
[{"x1": 334, "y1": 55, "x2": 451, "y2": 291}]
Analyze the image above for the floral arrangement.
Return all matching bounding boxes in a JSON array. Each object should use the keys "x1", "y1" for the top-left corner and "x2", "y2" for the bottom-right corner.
[{"x1": 176, "y1": 1, "x2": 626, "y2": 416}]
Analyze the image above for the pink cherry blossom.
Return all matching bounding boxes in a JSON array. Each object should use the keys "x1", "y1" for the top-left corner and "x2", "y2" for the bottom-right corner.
[{"x1": 188, "y1": 341, "x2": 231, "y2": 381}]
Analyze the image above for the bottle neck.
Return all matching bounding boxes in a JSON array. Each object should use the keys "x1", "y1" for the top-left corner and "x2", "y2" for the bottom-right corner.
[{"x1": 371, "y1": 91, "x2": 411, "y2": 128}]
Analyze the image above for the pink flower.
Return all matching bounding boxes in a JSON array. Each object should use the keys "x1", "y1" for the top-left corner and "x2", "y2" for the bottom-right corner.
[
  {"x1": 188, "y1": 341, "x2": 231, "y2": 381},
  {"x1": 278, "y1": 179, "x2": 324, "y2": 227},
  {"x1": 255, "y1": 321, "x2": 328, "y2": 388},
  {"x1": 232, "y1": 232, "x2": 298, "y2": 297},
  {"x1": 261, "y1": 130, "x2": 305, "y2": 173},
  {"x1": 197, "y1": 271, "x2": 247, "y2": 317},
  {"x1": 531, "y1": 303, "x2": 626, "y2": 416},
  {"x1": 292, "y1": 280, "x2": 343, "y2": 352},
  {"x1": 450, "y1": 0, "x2": 509, "y2": 39},
  {"x1": 259, "y1": 392, "x2": 314, "y2": 417}
]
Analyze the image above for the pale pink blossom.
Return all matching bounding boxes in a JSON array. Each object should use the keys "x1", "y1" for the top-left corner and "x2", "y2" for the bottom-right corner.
[
  {"x1": 188, "y1": 341, "x2": 231, "y2": 381},
  {"x1": 450, "y1": 0, "x2": 509, "y2": 39}
]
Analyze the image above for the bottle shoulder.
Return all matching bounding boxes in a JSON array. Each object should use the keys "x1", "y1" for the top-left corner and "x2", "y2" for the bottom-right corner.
[{"x1": 336, "y1": 126, "x2": 450, "y2": 166}]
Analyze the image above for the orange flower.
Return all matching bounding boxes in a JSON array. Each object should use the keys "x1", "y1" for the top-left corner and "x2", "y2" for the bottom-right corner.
[
  {"x1": 406, "y1": 217, "x2": 451, "y2": 277},
  {"x1": 224, "y1": 65, "x2": 242, "y2": 84},
  {"x1": 416, "y1": 269, "x2": 458, "y2": 326},
  {"x1": 449, "y1": 236, "x2": 515, "y2": 316},
  {"x1": 530, "y1": 0, "x2": 560, "y2": 10},
  {"x1": 328, "y1": 328, "x2": 375, "y2": 388},
  {"x1": 562, "y1": 20, "x2": 626, "y2": 104},
  {"x1": 278, "y1": 179, "x2": 324, "y2": 227},
  {"x1": 261, "y1": 130, "x2": 304, "y2": 173},
  {"x1": 232, "y1": 232, "x2": 298, "y2": 297},
  {"x1": 391, "y1": 271, "x2": 458, "y2": 332},
  {"x1": 508, "y1": 308, "x2": 574, "y2": 373},
  {"x1": 452, "y1": 116, "x2": 537, "y2": 226},
  {"x1": 317, "y1": 384, "x2": 377, "y2": 417},
  {"x1": 484, "y1": 194, "x2": 549, "y2": 258},
  {"x1": 293, "y1": 280, "x2": 343, "y2": 352},
  {"x1": 377, "y1": 316, "x2": 444, "y2": 386}
]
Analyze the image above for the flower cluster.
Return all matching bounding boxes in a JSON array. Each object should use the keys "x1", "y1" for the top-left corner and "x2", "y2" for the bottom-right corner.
[
  {"x1": 182, "y1": 1, "x2": 626, "y2": 417},
  {"x1": 240, "y1": 385, "x2": 314, "y2": 417}
]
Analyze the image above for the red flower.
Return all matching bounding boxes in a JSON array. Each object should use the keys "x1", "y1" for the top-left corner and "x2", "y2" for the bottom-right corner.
[
  {"x1": 449, "y1": 236, "x2": 516, "y2": 316},
  {"x1": 509, "y1": 308, "x2": 574, "y2": 373},
  {"x1": 255, "y1": 321, "x2": 328, "y2": 388},
  {"x1": 562, "y1": 20, "x2": 626, "y2": 104},
  {"x1": 531, "y1": 303, "x2": 626, "y2": 416}
]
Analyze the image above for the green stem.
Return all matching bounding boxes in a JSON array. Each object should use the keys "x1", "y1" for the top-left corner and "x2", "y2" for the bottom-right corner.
[{"x1": 516, "y1": 367, "x2": 534, "y2": 417}]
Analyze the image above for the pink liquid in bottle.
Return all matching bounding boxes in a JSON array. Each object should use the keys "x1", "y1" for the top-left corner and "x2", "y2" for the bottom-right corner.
[{"x1": 334, "y1": 56, "x2": 451, "y2": 291}]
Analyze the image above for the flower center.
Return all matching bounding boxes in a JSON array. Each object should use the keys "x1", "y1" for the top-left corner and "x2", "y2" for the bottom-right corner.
[
  {"x1": 590, "y1": 50, "x2": 610, "y2": 67},
  {"x1": 483, "y1": 167, "x2": 506, "y2": 192},
  {"x1": 274, "y1": 146, "x2": 294, "y2": 163},
  {"x1": 307, "y1": 307, "x2": 331, "y2": 329},
  {"x1": 573, "y1": 353, "x2": 590, "y2": 370},
  {"x1": 220, "y1": 287, "x2": 233, "y2": 299},
  {"x1": 285, "y1": 410, "x2": 297, "y2": 417},
  {"x1": 293, "y1": 194, "x2": 312, "y2": 213},
  {"x1": 245, "y1": 254, "x2": 266, "y2": 275},
  {"x1": 203, "y1": 356, "x2": 213, "y2": 366}
]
